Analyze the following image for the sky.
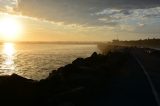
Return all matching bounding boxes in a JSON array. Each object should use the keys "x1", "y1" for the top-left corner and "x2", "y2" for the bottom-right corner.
[{"x1": 0, "y1": 0, "x2": 160, "y2": 41}]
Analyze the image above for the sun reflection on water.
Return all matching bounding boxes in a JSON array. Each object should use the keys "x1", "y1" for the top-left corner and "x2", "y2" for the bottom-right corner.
[{"x1": 0, "y1": 43, "x2": 16, "y2": 75}]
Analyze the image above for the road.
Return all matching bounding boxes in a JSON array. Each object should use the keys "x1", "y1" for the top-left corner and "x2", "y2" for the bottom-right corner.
[
  {"x1": 92, "y1": 48, "x2": 160, "y2": 106},
  {"x1": 132, "y1": 48, "x2": 160, "y2": 106}
]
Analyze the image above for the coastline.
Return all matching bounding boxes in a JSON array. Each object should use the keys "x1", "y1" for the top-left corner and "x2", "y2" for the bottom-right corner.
[{"x1": 0, "y1": 46, "x2": 160, "y2": 105}]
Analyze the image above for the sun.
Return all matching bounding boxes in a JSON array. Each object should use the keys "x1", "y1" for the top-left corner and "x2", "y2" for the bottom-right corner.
[{"x1": 0, "y1": 16, "x2": 22, "y2": 41}]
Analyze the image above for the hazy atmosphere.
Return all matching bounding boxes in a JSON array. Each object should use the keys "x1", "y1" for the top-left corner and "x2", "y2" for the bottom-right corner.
[
  {"x1": 0, "y1": 0, "x2": 160, "y2": 42},
  {"x1": 0, "y1": 1, "x2": 160, "y2": 106}
]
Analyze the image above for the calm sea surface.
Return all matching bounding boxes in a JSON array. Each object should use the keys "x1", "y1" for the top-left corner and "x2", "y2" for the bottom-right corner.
[{"x1": 0, "y1": 43, "x2": 99, "y2": 80}]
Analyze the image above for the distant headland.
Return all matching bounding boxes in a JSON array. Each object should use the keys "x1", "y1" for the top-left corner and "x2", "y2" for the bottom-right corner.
[{"x1": 98, "y1": 38, "x2": 160, "y2": 53}]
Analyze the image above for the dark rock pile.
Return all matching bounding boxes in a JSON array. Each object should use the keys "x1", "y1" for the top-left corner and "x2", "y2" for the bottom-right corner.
[{"x1": 0, "y1": 49, "x2": 131, "y2": 106}]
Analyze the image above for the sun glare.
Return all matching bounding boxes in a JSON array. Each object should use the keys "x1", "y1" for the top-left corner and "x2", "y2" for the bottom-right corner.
[
  {"x1": 0, "y1": 16, "x2": 22, "y2": 41},
  {"x1": 1, "y1": 43, "x2": 15, "y2": 75}
]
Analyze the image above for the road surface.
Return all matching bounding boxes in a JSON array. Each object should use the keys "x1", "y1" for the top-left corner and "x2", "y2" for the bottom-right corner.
[{"x1": 92, "y1": 48, "x2": 160, "y2": 106}]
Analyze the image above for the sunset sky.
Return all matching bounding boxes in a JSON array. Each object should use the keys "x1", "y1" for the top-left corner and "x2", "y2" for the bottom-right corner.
[{"x1": 0, "y1": 0, "x2": 160, "y2": 41}]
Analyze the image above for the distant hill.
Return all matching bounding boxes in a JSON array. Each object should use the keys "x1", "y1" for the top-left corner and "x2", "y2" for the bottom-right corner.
[
  {"x1": 98, "y1": 39, "x2": 160, "y2": 53},
  {"x1": 110, "y1": 39, "x2": 160, "y2": 48}
]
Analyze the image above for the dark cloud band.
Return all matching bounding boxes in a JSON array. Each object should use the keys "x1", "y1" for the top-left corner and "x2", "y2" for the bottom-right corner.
[{"x1": 16, "y1": 0, "x2": 160, "y2": 26}]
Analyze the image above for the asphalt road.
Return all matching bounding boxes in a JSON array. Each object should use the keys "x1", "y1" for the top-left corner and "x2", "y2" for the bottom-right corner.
[
  {"x1": 132, "y1": 48, "x2": 160, "y2": 106},
  {"x1": 93, "y1": 48, "x2": 160, "y2": 106}
]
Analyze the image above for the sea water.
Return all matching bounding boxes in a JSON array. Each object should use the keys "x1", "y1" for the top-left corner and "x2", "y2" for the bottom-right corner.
[{"x1": 0, "y1": 43, "x2": 99, "y2": 80}]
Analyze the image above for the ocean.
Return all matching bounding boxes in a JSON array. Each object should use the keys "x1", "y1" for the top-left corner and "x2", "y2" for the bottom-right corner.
[{"x1": 0, "y1": 43, "x2": 99, "y2": 80}]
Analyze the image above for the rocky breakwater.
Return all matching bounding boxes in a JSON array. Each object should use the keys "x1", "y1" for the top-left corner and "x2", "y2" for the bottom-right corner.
[{"x1": 0, "y1": 48, "x2": 131, "y2": 106}]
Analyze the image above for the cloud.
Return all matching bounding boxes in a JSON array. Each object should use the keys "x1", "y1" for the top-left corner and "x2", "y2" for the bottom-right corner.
[
  {"x1": 14, "y1": 0, "x2": 160, "y2": 27},
  {"x1": 0, "y1": 0, "x2": 17, "y2": 13},
  {"x1": 96, "y1": 7, "x2": 160, "y2": 25}
]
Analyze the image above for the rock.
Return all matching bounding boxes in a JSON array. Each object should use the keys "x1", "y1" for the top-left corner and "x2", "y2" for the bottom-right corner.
[
  {"x1": 91, "y1": 52, "x2": 98, "y2": 58},
  {"x1": 72, "y1": 58, "x2": 85, "y2": 66},
  {"x1": 0, "y1": 47, "x2": 140, "y2": 105}
]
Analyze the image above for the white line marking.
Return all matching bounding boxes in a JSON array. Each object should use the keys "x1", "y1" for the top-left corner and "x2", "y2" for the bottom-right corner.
[{"x1": 133, "y1": 54, "x2": 160, "y2": 106}]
